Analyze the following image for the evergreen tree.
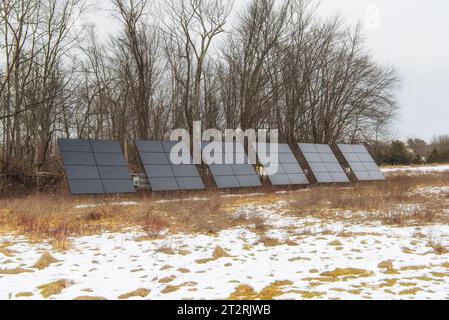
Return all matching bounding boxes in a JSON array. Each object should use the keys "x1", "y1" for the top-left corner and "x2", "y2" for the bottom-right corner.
[
  {"x1": 427, "y1": 148, "x2": 441, "y2": 164},
  {"x1": 388, "y1": 141, "x2": 413, "y2": 165},
  {"x1": 440, "y1": 150, "x2": 449, "y2": 163}
]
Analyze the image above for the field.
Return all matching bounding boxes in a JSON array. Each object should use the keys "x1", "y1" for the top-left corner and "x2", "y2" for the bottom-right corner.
[{"x1": 1, "y1": 166, "x2": 449, "y2": 300}]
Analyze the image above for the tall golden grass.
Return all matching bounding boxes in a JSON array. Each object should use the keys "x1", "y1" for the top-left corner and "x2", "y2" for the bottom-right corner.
[
  {"x1": 0, "y1": 191, "x2": 268, "y2": 249},
  {"x1": 0, "y1": 174, "x2": 448, "y2": 250},
  {"x1": 287, "y1": 174, "x2": 449, "y2": 225}
]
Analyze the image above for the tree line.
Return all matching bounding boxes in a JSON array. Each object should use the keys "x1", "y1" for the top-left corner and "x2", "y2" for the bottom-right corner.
[
  {"x1": 1, "y1": 0, "x2": 399, "y2": 187},
  {"x1": 374, "y1": 135, "x2": 449, "y2": 165}
]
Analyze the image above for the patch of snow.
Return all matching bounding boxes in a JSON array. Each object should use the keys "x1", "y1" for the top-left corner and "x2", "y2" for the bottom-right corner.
[
  {"x1": 156, "y1": 197, "x2": 209, "y2": 204},
  {"x1": 2, "y1": 201, "x2": 449, "y2": 300},
  {"x1": 382, "y1": 165, "x2": 449, "y2": 174},
  {"x1": 221, "y1": 193, "x2": 266, "y2": 198},
  {"x1": 414, "y1": 186, "x2": 449, "y2": 195},
  {"x1": 74, "y1": 202, "x2": 140, "y2": 209}
]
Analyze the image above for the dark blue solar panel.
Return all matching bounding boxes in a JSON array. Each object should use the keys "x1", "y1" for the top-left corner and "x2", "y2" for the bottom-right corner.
[
  {"x1": 58, "y1": 139, "x2": 135, "y2": 195},
  {"x1": 298, "y1": 143, "x2": 349, "y2": 183},
  {"x1": 136, "y1": 141, "x2": 205, "y2": 191},
  {"x1": 337, "y1": 144, "x2": 385, "y2": 181},
  {"x1": 202, "y1": 142, "x2": 261, "y2": 189},
  {"x1": 252, "y1": 143, "x2": 309, "y2": 186}
]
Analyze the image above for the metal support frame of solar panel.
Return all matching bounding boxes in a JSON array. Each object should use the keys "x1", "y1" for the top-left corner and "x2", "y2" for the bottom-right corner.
[
  {"x1": 136, "y1": 141, "x2": 205, "y2": 191},
  {"x1": 251, "y1": 143, "x2": 309, "y2": 186},
  {"x1": 202, "y1": 142, "x2": 262, "y2": 189},
  {"x1": 298, "y1": 143, "x2": 350, "y2": 183},
  {"x1": 58, "y1": 139, "x2": 135, "y2": 195},
  {"x1": 337, "y1": 144, "x2": 385, "y2": 181}
]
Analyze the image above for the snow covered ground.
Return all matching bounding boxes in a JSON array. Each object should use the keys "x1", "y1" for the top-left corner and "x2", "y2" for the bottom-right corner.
[
  {"x1": 74, "y1": 202, "x2": 140, "y2": 209},
  {"x1": 2, "y1": 189, "x2": 449, "y2": 300},
  {"x1": 382, "y1": 165, "x2": 449, "y2": 174}
]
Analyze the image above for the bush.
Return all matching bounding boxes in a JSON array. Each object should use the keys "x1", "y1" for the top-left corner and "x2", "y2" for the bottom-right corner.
[
  {"x1": 413, "y1": 154, "x2": 425, "y2": 165},
  {"x1": 140, "y1": 214, "x2": 169, "y2": 238}
]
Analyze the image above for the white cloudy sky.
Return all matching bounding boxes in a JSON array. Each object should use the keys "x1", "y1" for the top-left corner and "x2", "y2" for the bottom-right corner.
[
  {"x1": 82, "y1": 0, "x2": 449, "y2": 142},
  {"x1": 317, "y1": 0, "x2": 449, "y2": 141}
]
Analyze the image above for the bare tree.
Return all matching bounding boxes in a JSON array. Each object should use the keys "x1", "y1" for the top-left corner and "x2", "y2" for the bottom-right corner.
[
  {"x1": 111, "y1": 0, "x2": 168, "y2": 140},
  {"x1": 220, "y1": 0, "x2": 290, "y2": 130},
  {"x1": 162, "y1": 0, "x2": 233, "y2": 133},
  {"x1": 0, "y1": 0, "x2": 86, "y2": 175},
  {"x1": 0, "y1": 0, "x2": 401, "y2": 190},
  {"x1": 1, "y1": 0, "x2": 41, "y2": 170}
]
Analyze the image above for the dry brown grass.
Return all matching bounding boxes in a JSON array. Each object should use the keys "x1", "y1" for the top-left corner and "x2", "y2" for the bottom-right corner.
[
  {"x1": 426, "y1": 229, "x2": 449, "y2": 255},
  {"x1": 118, "y1": 288, "x2": 150, "y2": 300},
  {"x1": 1, "y1": 173, "x2": 448, "y2": 249},
  {"x1": 0, "y1": 196, "x2": 130, "y2": 249},
  {"x1": 32, "y1": 252, "x2": 61, "y2": 270},
  {"x1": 287, "y1": 174, "x2": 449, "y2": 226},
  {"x1": 38, "y1": 279, "x2": 73, "y2": 298},
  {"x1": 252, "y1": 217, "x2": 269, "y2": 233},
  {"x1": 139, "y1": 213, "x2": 169, "y2": 238},
  {"x1": 258, "y1": 235, "x2": 282, "y2": 247},
  {"x1": 377, "y1": 205, "x2": 440, "y2": 226},
  {"x1": 0, "y1": 191, "x2": 273, "y2": 248}
]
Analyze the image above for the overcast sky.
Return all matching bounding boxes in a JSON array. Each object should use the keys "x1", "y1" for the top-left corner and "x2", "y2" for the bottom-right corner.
[
  {"x1": 317, "y1": 0, "x2": 449, "y2": 142},
  {"x1": 83, "y1": 0, "x2": 449, "y2": 142}
]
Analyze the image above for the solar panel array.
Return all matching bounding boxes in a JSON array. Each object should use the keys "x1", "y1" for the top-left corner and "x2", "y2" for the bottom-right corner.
[
  {"x1": 58, "y1": 139, "x2": 135, "y2": 195},
  {"x1": 252, "y1": 143, "x2": 309, "y2": 186},
  {"x1": 59, "y1": 139, "x2": 386, "y2": 195},
  {"x1": 337, "y1": 144, "x2": 385, "y2": 181},
  {"x1": 298, "y1": 143, "x2": 350, "y2": 183},
  {"x1": 136, "y1": 141, "x2": 205, "y2": 191},
  {"x1": 202, "y1": 142, "x2": 262, "y2": 189}
]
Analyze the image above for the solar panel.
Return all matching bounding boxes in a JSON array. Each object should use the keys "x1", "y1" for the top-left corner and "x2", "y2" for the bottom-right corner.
[
  {"x1": 298, "y1": 143, "x2": 350, "y2": 183},
  {"x1": 202, "y1": 142, "x2": 261, "y2": 189},
  {"x1": 102, "y1": 179, "x2": 135, "y2": 194},
  {"x1": 136, "y1": 141, "x2": 205, "y2": 191},
  {"x1": 68, "y1": 180, "x2": 104, "y2": 195},
  {"x1": 58, "y1": 139, "x2": 135, "y2": 195},
  {"x1": 337, "y1": 144, "x2": 385, "y2": 181},
  {"x1": 251, "y1": 143, "x2": 309, "y2": 186},
  {"x1": 58, "y1": 139, "x2": 92, "y2": 152}
]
